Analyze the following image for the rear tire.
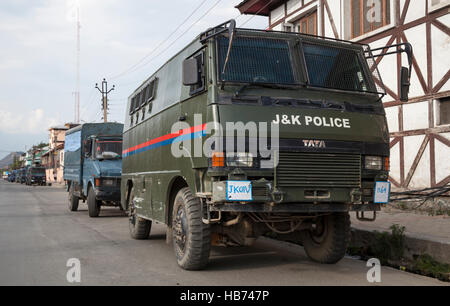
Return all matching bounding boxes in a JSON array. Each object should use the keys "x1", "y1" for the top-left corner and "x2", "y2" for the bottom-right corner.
[
  {"x1": 172, "y1": 187, "x2": 211, "y2": 270},
  {"x1": 128, "y1": 189, "x2": 151, "y2": 240},
  {"x1": 301, "y1": 213, "x2": 350, "y2": 264},
  {"x1": 68, "y1": 183, "x2": 79, "y2": 212},
  {"x1": 87, "y1": 187, "x2": 101, "y2": 218}
]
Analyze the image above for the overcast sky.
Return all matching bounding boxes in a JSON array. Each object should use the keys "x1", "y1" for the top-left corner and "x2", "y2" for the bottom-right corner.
[{"x1": 0, "y1": 0, "x2": 267, "y2": 159}]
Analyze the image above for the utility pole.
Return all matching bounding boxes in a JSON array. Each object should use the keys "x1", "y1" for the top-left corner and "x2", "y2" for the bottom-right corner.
[
  {"x1": 72, "y1": 5, "x2": 81, "y2": 124},
  {"x1": 95, "y1": 79, "x2": 115, "y2": 123}
]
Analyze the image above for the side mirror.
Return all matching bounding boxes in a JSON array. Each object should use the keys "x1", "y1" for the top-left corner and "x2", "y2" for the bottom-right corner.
[
  {"x1": 400, "y1": 67, "x2": 410, "y2": 102},
  {"x1": 182, "y1": 58, "x2": 200, "y2": 86}
]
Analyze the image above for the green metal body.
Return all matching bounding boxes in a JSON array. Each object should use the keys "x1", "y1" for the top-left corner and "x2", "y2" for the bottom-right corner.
[{"x1": 121, "y1": 29, "x2": 390, "y2": 225}]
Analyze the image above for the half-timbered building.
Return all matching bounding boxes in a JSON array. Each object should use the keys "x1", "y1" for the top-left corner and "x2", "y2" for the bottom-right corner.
[{"x1": 237, "y1": 0, "x2": 450, "y2": 190}]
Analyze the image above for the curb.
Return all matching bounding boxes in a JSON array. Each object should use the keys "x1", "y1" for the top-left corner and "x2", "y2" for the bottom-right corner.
[{"x1": 351, "y1": 227, "x2": 450, "y2": 265}]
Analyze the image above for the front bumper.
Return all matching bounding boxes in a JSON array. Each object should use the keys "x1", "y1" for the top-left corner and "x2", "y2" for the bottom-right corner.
[
  {"x1": 95, "y1": 188, "x2": 121, "y2": 202},
  {"x1": 210, "y1": 202, "x2": 381, "y2": 213},
  {"x1": 30, "y1": 177, "x2": 46, "y2": 184},
  {"x1": 210, "y1": 179, "x2": 383, "y2": 213}
]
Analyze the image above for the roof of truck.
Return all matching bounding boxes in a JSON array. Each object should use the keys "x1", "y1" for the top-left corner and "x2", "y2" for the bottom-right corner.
[{"x1": 66, "y1": 122, "x2": 124, "y2": 136}]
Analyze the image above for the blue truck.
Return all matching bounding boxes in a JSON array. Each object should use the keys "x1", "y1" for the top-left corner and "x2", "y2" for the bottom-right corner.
[{"x1": 63, "y1": 123, "x2": 124, "y2": 217}]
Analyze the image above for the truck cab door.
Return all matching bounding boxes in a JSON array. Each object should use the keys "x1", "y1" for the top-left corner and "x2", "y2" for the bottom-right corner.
[
  {"x1": 180, "y1": 50, "x2": 208, "y2": 168},
  {"x1": 82, "y1": 138, "x2": 94, "y2": 196}
]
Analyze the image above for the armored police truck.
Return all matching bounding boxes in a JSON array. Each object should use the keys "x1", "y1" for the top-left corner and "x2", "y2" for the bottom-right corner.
[
  {"x1": 64, "y1": 123, "x2": 124, "y2": 217},
  {"x1": 122, "y1": 21, "x2": 412, "y2": 270}
]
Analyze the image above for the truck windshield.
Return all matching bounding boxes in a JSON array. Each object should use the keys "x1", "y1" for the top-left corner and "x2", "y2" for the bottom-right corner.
[
  {"x1": 302, "y1": 43, "x2": 370, "y2": 93},
  {"x1": 217, "y1": 36, "x2": 296, "y2": 85},
  {"x1": 217, "y1": 34, "x2": 376, "y2": 95},
  {"x1": 95, "y1": 140, "x2": 122, "y2": 159},
  {"x1": 31, "y1": 168, "x2": 45, "y2": 176}
]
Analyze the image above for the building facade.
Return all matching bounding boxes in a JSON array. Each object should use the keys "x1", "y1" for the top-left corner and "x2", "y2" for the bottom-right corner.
[
  {"x1": 237, "y1": 0, "x2": 450, "y2": 190},
  {"x1": 41, "y1": 126, "x2": 69, "y2": 184}
]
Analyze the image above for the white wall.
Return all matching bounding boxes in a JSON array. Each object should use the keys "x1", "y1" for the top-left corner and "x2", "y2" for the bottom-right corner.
[{"x1": 266, "y1": 0, "x2": 450, "y2": 188}]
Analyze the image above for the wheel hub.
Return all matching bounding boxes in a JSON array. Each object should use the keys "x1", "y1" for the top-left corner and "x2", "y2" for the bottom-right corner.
[
  {"x1": 310, "y1": 217, "x2": 327, "y2": 244},
  {"x1": 174, "y1": 207, "x2": 187, "y2": 252}
]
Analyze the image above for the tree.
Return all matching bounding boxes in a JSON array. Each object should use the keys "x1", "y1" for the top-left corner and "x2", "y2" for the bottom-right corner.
[{"x1": 10, "y1": 155, "x2": 22, "y2": 170}]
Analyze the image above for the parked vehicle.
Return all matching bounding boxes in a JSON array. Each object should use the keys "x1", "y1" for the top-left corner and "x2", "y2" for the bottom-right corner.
[
  {"x1": 16, "y1": 168, "x2": 26, "y2": 184},
  {"x1": 64, "y1": 123, "x2": 124, "y2": 217},
  {"x1": 14, "y1": 170, "x2": 20, "y2": 183},
  {"x1": 121, "y1": 21, "x2": 411, "y2": 270},
  {"x1": 8, "y1": 171, "x2": 16, "y2": 182},
  {"x1": 2, "y1": 171, "x2": 8, "y2": 180},
  {"x1": 26, "y1": 167, "x2": 46, "y2": 186}
]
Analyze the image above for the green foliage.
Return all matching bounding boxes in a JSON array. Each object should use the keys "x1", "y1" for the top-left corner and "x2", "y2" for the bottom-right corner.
[
  {"x1": 34, "y1": 142, "x2": 48, "y2": 149},
  {"x1": 10, "y1": 155, "x2": 23, "y2": 170},
  {"x1": 368, "y1": 224, "x2": 406, "y2": 264},
  {"x1": 412, "y1": 254, "x2": 450, "y2": 282}
]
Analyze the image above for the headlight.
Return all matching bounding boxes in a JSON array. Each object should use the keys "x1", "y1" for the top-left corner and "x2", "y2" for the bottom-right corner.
[
  {"x1": 103, "y1": 179, "x2": 115, "y2": 186},
  {"x1": 226, "y1": 153, "x2": 254, "y2": 167},
  {"x1": 365, "y1": 156, "x2": 383, "y2": 170}
]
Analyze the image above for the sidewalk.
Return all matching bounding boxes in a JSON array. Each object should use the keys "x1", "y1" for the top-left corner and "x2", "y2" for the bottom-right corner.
[{"x1": 351, "y1": 209, "x2": 450, "y2": 264}]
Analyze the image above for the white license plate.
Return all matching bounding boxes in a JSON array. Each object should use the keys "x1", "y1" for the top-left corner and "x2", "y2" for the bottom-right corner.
[
  {"x1": 227, "y1": 181, "x2": 253, "y2": 201},
  {"x1": 374, "y1": 181, "x2": 391, "y2": 204}
]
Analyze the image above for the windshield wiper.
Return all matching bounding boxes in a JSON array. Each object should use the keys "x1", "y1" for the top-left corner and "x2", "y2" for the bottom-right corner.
[{"x1": 322, "y1": 101, "x2": 345, "y2": 110}]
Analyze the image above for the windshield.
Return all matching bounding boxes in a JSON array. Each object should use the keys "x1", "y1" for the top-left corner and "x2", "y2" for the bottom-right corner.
[
  {"x1": 217, "y1": 36, "x2": 296, "y2": 85},
  {"x1": 216, "y1": 33, "x2": 377, "y2": 95},
  {"x1": 31, "y1": 168, "x2": 45, "y2": 176},
  {"x1": 95, "y1": 140, "x2": 122, "y2": 159},
  {"x1": 302, "y1": 43, "x2": 370, "y2": 93}
]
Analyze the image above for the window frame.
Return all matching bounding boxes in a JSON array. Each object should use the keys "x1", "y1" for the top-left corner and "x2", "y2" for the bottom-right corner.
[
  {"x1": 283, "y1": 23, "x2": 294, "y2": 32},
  {"x1": 437, "y1": 96, "x2": 450, "y2": 126},
  {"x1": 215, "y1": 34, "x2": 300, "y2": 87},
  {"x1": 350, "y1": 0, "x2": 391, "y2": 40},
  {"x1": 212, "y1": 30, "x2": 382, "y2": 97},
  {"x1": 300, "y1": 39, "x2": 378, "y2": 95},
  {"x1": 429, "y1": 0, "x2": 450, "y2": 13},
  {"x1": 129, "y1": 77, "x2": 158, "y2": 118},
  {"x1": 294, "y1": 11, "x2": 317, "y2": 36},
  {"x1": 187, "y1": 51, "x2": 206, "y2": 97}
]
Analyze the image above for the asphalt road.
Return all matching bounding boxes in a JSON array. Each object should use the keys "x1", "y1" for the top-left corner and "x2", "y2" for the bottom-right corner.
[{"x1": 0, "y1": 180, "x2": 446, "y2": 286}]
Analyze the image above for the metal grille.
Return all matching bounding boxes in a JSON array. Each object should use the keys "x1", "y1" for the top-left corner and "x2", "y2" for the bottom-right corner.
[
  {"x1": 277, "y1": 152, "x2": 361, "y2": 188},
  {"x1": 362, "y1": 44, "x2": 386, "y2": 95},
  {"x1": 303, "y1": 43, "x2": 379, "y2": 94},
  {"x1": 217, "y1": 35, "x2": 296, "y2": 85},
  {"x1": 252, "y1": 186, "x2": 268, "y2": 197}
]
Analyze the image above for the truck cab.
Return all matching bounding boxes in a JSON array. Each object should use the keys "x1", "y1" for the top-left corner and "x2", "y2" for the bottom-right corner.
[
  {"x1": 26, "y1": 167, "x2": 46, "y2": 186},
  {"x1": 64, "y1": 123, "x2": 124, "y2": 217},
  {"x1": 122, "y1": 21, "x2": 412, "y2": 270}
]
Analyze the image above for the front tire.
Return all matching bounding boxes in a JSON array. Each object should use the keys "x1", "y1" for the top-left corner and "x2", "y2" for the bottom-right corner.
[
  {"x1": 68, "y1": 183, "x2": 79, "y2": 212},
  {"x1": 301, "y1": 213, "x2": 351, "y2": 264},
  {"x1": 172, "y1": 187, "x2": 211, "y2": 270},
  {"x1": 87, "y1": 187, "x2": 101, "y2": 218},
  {"x1": 128, "y1": 189, "x2": 151, "y2": 240}
]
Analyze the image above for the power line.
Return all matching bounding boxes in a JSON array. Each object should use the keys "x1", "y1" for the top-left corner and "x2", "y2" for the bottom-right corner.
[
  {"x1": 113, "y1": 0, "x2": 223, "y2": 79},
  {"x1": 79, "y1": 87, "x2": 96, "y2": 121},
  {"x1": 110, "y1": 0, "x2": 211, "y2": 80}
]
